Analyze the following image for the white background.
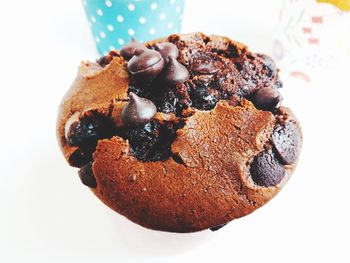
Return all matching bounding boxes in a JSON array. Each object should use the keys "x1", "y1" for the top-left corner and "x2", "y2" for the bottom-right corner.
[{"x1": 0, "y1": 0, "x2": 349, "y2": 262}]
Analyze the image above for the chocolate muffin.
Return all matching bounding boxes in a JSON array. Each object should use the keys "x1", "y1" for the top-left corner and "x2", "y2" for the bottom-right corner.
[{"x1": 57, "y1": 33, "x2": 302, "y2": 233}]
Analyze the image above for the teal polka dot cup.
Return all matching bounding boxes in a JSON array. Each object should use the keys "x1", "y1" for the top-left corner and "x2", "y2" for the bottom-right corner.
[{"x1": 82, "y1": 0, "x2": 185, "y2": 55}]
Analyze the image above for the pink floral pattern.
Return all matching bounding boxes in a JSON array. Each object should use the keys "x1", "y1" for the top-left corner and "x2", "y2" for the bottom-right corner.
[{"x1": 273, "y1": 0, "x2": 350, "y2": 82}]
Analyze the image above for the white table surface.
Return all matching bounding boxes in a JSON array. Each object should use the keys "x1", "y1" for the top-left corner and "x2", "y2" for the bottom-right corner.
[{"x1": 0, "y1": 1, "x2": 349, "y2": 262}]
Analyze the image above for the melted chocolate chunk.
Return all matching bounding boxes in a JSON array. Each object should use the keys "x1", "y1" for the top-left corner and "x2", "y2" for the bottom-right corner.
[
  {"x1": 120, "y1": 38, "x2": 146, "y2": 60},
  {"x1": 68, "y1": 149, "x2": 91, "y2": 168},
  {"x1": 78, "y1": 162, "x2": 97, "y2": 188},
  {"x1": 121, "y1": 92, "x2": 157, "y2": 126},
  {"x1": 250, "y1": 149, "x2": 285, "y2": 187},
  {"x1": 67, "y1": 113, "x2": 115, "y2": 167},
  {"x1": 251, "y1": 87, "x2": 282, "y2": 111},
  {"x1": 67, "y1": 115, "x2": 113, "y2": 149},
  {"x1": 67, "y1": 111, "x2": 181, "y2": 164},
  {"x1": 151, "y1": 86, "x2": 182, "y2": 114},
  {"x1": 162, "y1": 56, "x2": 190, "y2": 84},
  {"x1": 127, "y1": 49, "x2": 164, "y2": 79},
  {"x1": 118, "y1": 120, "x2": 183, "y2": 161},
  {"x1": 189, "y1": 85, "x2": 219, "y2": 110},
  {"x1": 155, "y1": 42, "x2": 179, "y2": 64},
  {"x1": 272, "y1": 120, "x2": 302, "y2": 165}
]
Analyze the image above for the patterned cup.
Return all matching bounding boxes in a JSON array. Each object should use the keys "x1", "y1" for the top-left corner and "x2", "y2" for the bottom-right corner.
[
  {"x1": 273, "y1": 0, "x2": 350, "y2": 82},
  {"x1": 82, "y1": 0, "x2": 185, "y2": 55}
]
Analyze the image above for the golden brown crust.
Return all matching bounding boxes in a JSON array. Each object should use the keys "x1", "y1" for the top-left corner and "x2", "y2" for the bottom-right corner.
[
  {"x1": 56, "y1": 56, "x2": 129, "y2": 160},
  {"x1": 92, "y1": 101, "x2": 281, "y2": 232}
]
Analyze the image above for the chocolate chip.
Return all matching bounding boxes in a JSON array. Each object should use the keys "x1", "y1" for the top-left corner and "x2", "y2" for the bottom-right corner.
[
  {"x1": 190, "y1": 61, "x2": 219, "y2": 74},
  {"x1": 78, "y1": 162, "x2": 97, "y2": 188},
  {"x1": 127, "y1": 49, "x2": 164, "y2": 79},
  {"x1": 121, "y1": 92, "x2": 157, "y2": 126},
  {"x1": 163, "y1": 56, "x2": 190, "y2": 84},
  {"x1": 251, "y1": 87, "x2": 282, "y2": 111},
  {"x1": 250, "y1": 149, "x2": 285, "y2": 187},
  {"x1": 272, "y1": 120, "x2": 302, "y2": 165},
  {"x1": 120, "y1": 38, "x2": 146, "y2": 60},
  {"x1": 154, "y1": 42, "x2": 179, "y2": 64},
  {"x1": 210, "y1": 223, "x2": 227, "y2": 231}
]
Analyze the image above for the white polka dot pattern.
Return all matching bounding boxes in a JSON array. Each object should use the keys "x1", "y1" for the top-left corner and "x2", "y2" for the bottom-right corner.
[
  {"x1": 96, "y1": 9, "x2": 103, "y2": 16},
  {"x1": 107, "y1": 24, "x2": 114, "y2": 31},
  {"x1": 83, "y1": 0, "x2": 185, "y2": 55},
  {"x1": 128, "y1": 29, "x2": 135, "y2": 36},
  {"x1": 139, "y1": 17, "x2": 146, "y2": 24},
  {"x1": 116, "y1": 15, "x2": 124, "y2": 22},
  {"x1": 128, "y1": 4, "x2": 135, "y2": 11},
  {"x1": 150, "y1": 3, "x2": 158, "y2": 10},
  {"x1": 160, "y1": 14, "x2": 166, "y2": 20},
  {"x1": 149, "y1": 28, "x2": 156, "y2": 35}
]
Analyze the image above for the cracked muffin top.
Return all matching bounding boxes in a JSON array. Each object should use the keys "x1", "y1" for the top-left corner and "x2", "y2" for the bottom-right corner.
[{"x1": 56, "y1": 32, "x2": 302, "y2": 233}]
